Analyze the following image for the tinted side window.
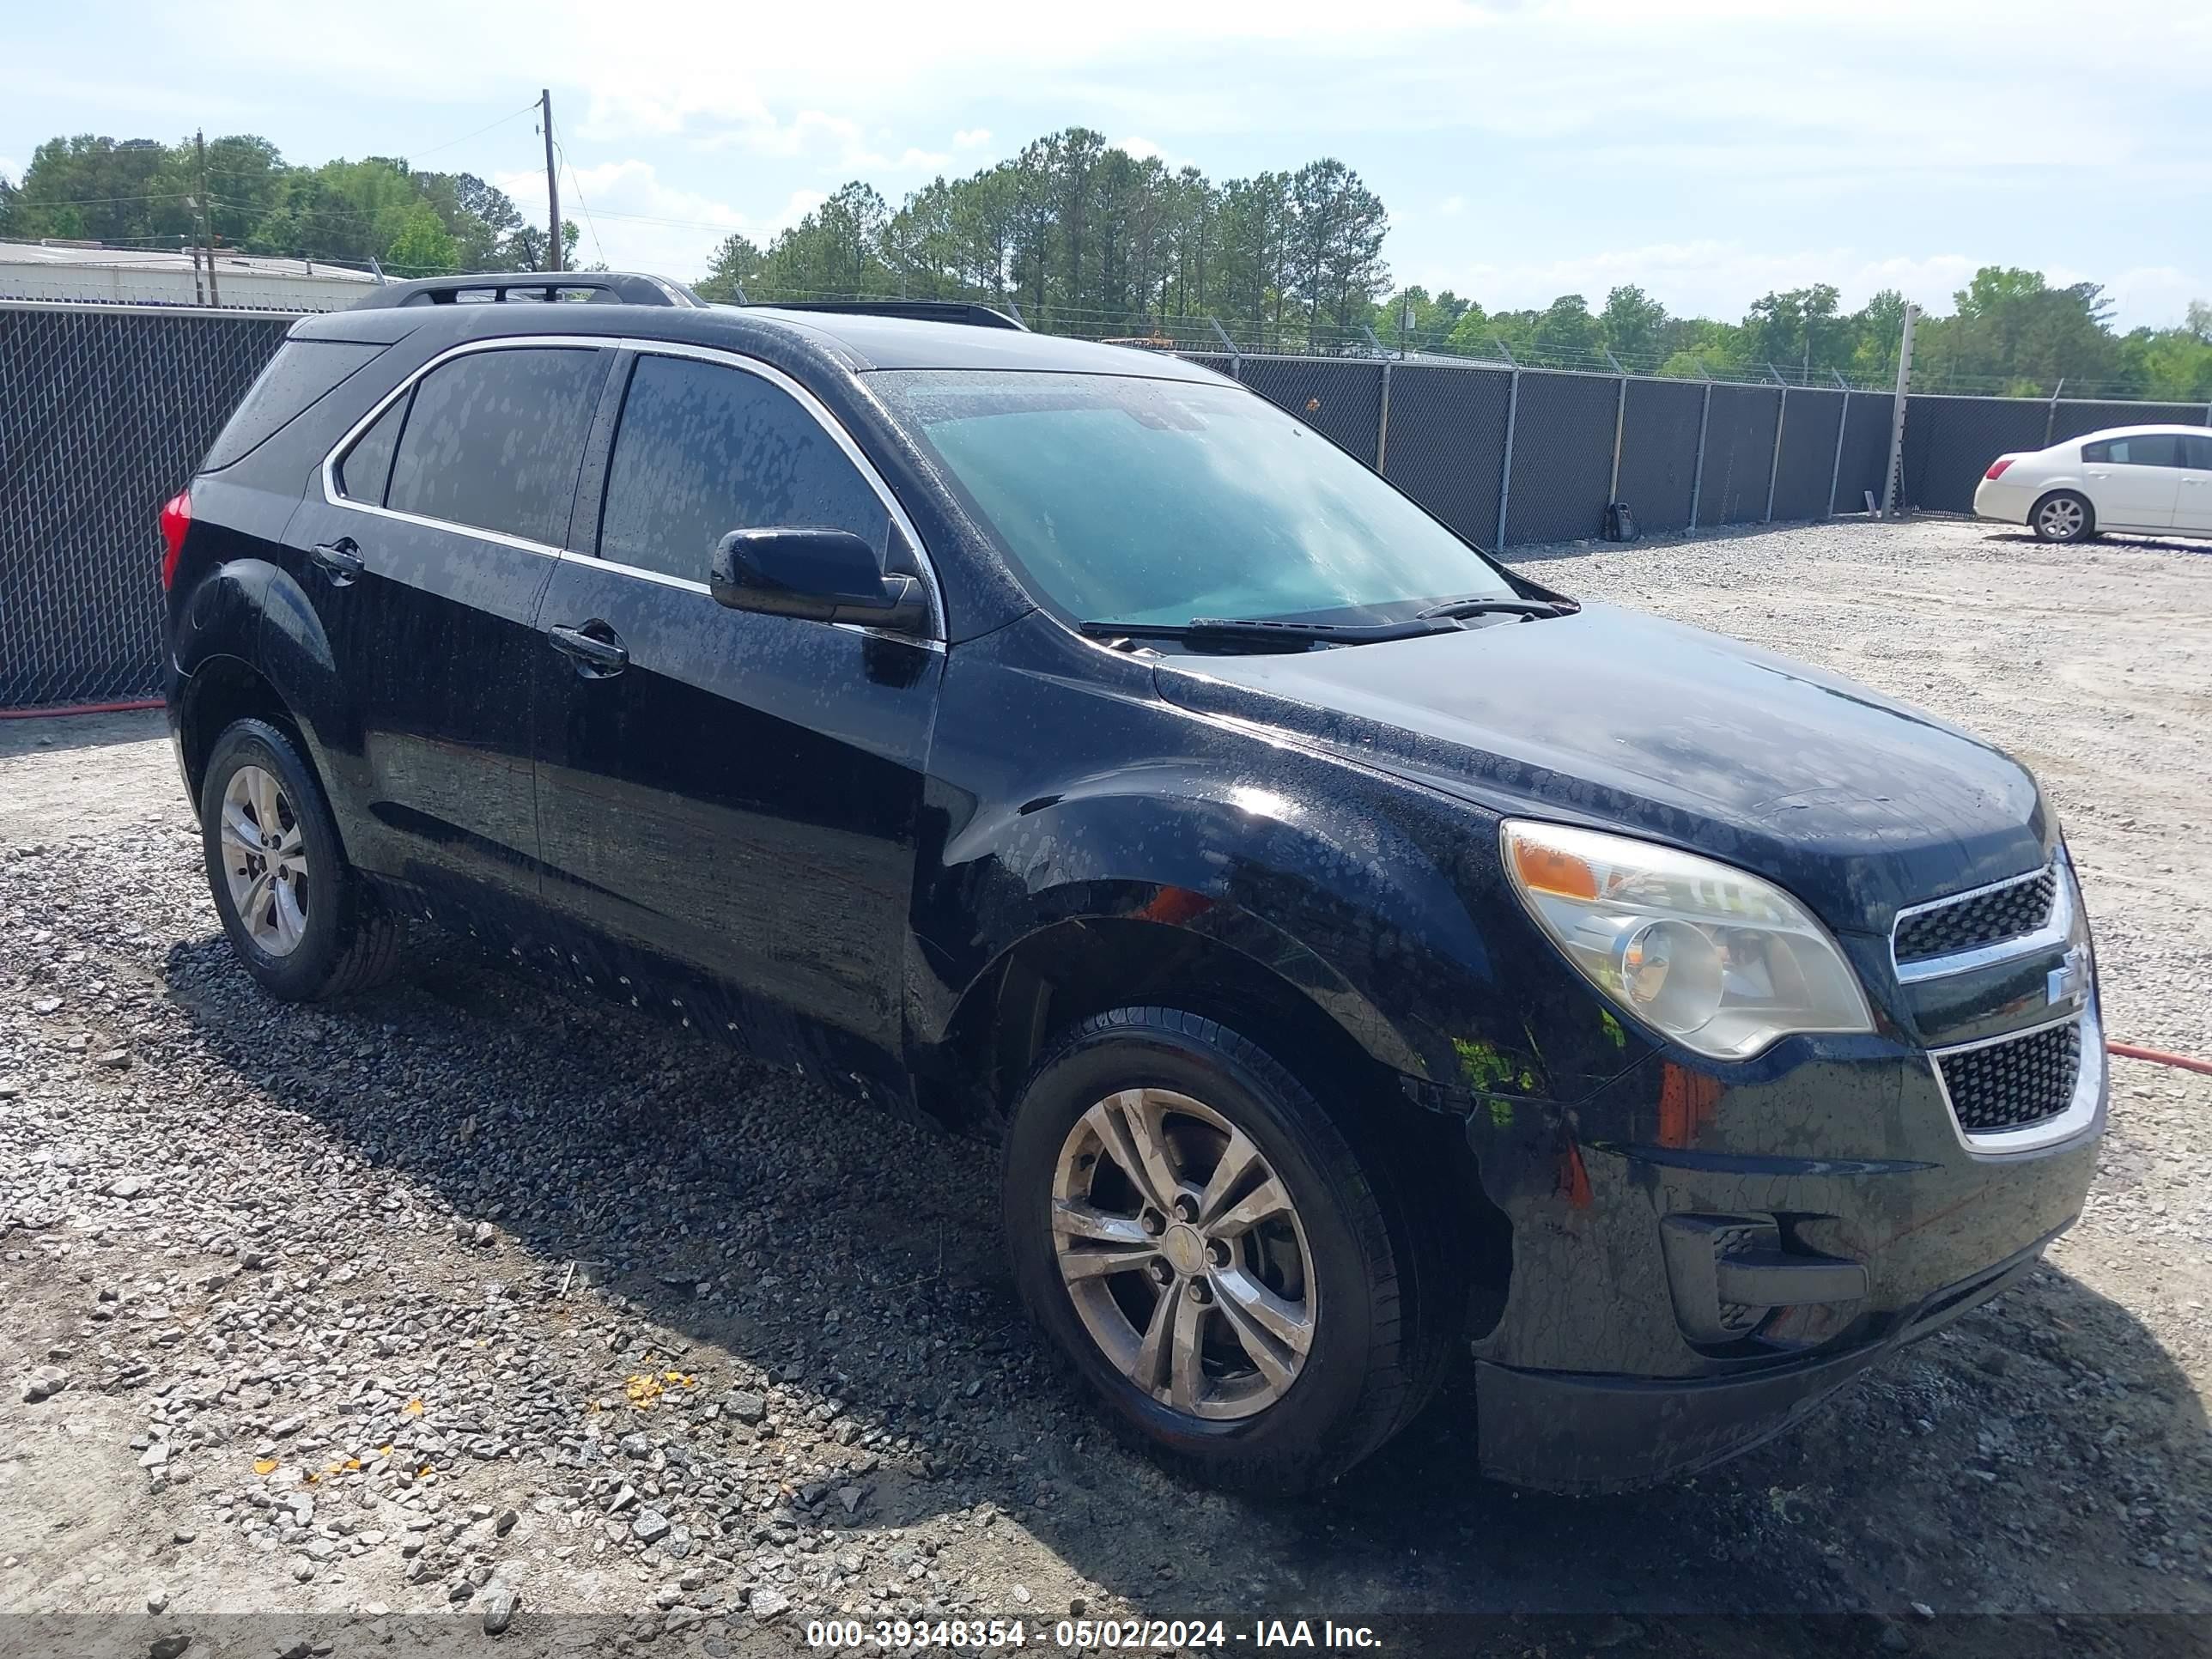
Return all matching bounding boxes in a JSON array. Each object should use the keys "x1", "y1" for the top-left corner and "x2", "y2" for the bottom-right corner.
[
  {"x1": 335, "y1": 393, "x2": 408, "y2": 505},
  {"x1": 2085, "y1": 434, "x2": 2185, "y2": 467},
  {"x1": 598, "y1": 355, "x2": 890, "y2": 583},
  {"x1": 201, "y1": 339, "x2": 386, "y2": 471},
  {"x1": 2181, "y1": 434, "x2": 2212, "y2": 471},
  {"x1": 386, "y1": 347, "x2": 609, "y2": 545}
]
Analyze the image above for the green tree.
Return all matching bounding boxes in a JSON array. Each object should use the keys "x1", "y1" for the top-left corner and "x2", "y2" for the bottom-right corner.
[
  {"x1": 1742, "y1": 283, "x2": 1844, "y2": 377},
  {"x1": 1599, "y1": 285, "x2": 1670, "y2": 364},
  {"x1": 1529, "y1": 294, "x2": 1603, "y2": 362},
  {"x1": 385, "y1": 202, "x2": 459, "y2": 274},
  {"x1": 696, "y1": 231, "x2": 765, "y2": 302}
]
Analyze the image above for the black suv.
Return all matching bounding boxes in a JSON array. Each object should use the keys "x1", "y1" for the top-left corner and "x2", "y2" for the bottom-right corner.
[{"x1": 161, "y1": 273, "x2": 2104, "y2": 1495}]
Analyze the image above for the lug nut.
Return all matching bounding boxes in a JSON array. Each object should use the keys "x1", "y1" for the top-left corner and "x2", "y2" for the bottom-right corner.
[
  {"x1": 1146, "y1": 1260, "x2": 1174, "y2": 1286},
  {"x1": 1172, "y1": 1195, "x2": 1199, "y2": 1224},
  {"x1": 1205, "y1": 1238, "x2": 1232, "y2": 1269},
  {"x1": 1187, "y1": 1279, "x2": 1212, "y2": 1306},
  {"x1": 1139, "y1": 1209, "x2": 1165, "y2": 1237}
]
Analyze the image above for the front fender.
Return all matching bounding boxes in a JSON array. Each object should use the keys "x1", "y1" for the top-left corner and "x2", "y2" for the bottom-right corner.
[{"x1": 916, "y1": 762, "x2": 1498, "y2": 1093}]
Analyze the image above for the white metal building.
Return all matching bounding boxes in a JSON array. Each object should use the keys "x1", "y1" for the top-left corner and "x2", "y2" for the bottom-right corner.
[{"x1": 0, "y1": 240, "x2": 382, "y2": 311}]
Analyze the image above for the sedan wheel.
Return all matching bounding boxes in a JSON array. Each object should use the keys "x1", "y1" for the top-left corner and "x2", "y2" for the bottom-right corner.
[
  {"x1": 2033, "y1": 493, "x2": 2090, "y2": 543},
  {"x1": 1051, "y1": 1087, "x2": 1317, "y2": 1419}
]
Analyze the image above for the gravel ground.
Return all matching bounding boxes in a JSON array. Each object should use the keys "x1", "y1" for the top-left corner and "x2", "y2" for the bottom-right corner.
[{"x1": 2, "y1": 518, "x2": 2209, "y2": 1659}]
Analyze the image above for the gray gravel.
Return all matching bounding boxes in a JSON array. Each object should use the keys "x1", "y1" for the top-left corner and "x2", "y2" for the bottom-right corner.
[{"x1": 0, "y1": 517, "x2": 2207, "y2": 1656}]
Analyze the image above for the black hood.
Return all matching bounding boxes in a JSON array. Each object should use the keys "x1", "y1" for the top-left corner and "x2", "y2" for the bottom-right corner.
[{"x1": 1151, "y1": 600, "x2": 2052, "y2": 930}]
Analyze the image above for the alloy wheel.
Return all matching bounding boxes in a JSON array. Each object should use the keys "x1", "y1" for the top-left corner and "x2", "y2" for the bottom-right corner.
[
  {"x1": 219, "y1": 763, "x2": 311, "y2": 956},
  {"x1": 2038, "y1": 497, "x2": 2085, "y2": 539},
  {"x1": 1050, "y1": 1087, "x2": 1317, "y2": 1419}
]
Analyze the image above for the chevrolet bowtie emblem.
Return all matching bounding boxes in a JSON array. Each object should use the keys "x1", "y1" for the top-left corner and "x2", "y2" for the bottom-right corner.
[{"x1": 2047, "y1": 944, "x2": 2087, "y2": 1009}]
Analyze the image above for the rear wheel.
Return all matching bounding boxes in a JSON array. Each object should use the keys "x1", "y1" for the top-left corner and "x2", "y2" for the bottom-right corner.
[
  {"x1": 2031, "y1": 490, "x2": 2094, "y2": 543},
  {"x1": 1002, "y1": 1006, "x2": 1453, "y2": 1493},
  {"x1": 198, "y1": 719, "x2": 403, "y2": 1000}
]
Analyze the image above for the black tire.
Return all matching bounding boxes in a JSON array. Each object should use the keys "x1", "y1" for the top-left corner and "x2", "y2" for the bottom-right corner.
[
  {"x1": 1001, "y1": 1006, "x2": 1455, "y2": 1494},
  {"x1": 2030, "y1": 489, "x2": 2095, "y2": 544},
  {"x1": 198, "y1": 718, "x2": 403, "y2": 1001}
]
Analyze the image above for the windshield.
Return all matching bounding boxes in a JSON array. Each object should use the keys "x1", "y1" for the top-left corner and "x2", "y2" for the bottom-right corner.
[{"x1": 871, "y1": 369, "x2": 1517, "y2": 628}]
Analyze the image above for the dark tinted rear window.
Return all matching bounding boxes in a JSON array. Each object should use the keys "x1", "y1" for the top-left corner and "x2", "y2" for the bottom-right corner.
[
  {"x1": 2083, "y1": 434, "x2": 2186, "y2": 466},
  {"x1": 598, "y1": 354, "x2": 890, "y2": 582},
  {"x1": 386, "y1": 347, "x2": 608, "y2": 546},
  {"x1": 200, "y1": 339, "x2": 386, "y2": 472}
]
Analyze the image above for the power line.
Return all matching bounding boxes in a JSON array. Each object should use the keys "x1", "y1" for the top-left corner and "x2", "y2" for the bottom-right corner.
[
  {"x1": 401, "y1": 100, "x2": 543, "y2": 165},
  {"x1": 2, "y1": 191, "x2": 198, "y2": 210},
  {"x1": 551, "y1": 138, "x2": 605, "y2": 268}
]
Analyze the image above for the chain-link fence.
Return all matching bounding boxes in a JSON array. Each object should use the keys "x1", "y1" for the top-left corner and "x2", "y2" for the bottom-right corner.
[
  {"x1": 6, "y1": 296, "x2": 2209, "y2": 711},
  {"x1": 0, "y1": 301, "x2": 289, "y2": 709}
]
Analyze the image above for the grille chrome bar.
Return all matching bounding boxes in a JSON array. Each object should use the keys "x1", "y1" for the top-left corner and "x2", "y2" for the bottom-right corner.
[{"x1": 1892, "y1": 861, "x2": 2069, "y2": 984}]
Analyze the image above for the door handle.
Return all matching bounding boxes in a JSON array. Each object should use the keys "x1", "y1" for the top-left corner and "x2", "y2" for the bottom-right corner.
[
  {"x1": 309, "y1": 538, "x2": 363, "y2": 585},
  {"x1": 547, "y1": 622, "x2": 629, "y2": 678}
]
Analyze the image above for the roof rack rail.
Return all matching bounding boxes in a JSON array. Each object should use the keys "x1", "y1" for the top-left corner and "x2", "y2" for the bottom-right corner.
[
  {"x1": 350, "y1": 271, "x2": 706, "y2": 311},
  {"x1": 749, "y1": 299, "x2": 1027, "y2": 331}
]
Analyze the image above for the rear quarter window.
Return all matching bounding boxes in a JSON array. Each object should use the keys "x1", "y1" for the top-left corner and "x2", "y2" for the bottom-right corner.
[{"x1": 200, "y1": 339, "x2": 387, "y2": 472}]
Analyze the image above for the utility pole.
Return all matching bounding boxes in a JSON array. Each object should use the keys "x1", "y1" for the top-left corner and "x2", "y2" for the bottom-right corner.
[
  {"x1": 193, "y1": 130, "x2": 221, "y2": 307},
  {"x1": 1880, "y1": 302, "x2": 1919, "y2": 519},
  {"x1": 540, "y1": 88, "x2": 563, "y2": 273}
]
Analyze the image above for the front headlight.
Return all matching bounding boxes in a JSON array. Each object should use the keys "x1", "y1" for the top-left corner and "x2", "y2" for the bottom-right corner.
[{"x1": 1501, "y1": 819, "x2": 1873, "y2": 1060}]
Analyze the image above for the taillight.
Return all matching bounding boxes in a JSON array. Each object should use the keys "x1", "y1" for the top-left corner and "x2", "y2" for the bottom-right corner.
[
  {"x1": 1984, "y1": 457, "x2": 2015, "y2": 481},
  {"x1": 159, "y1": 489, "x2": 192, "y2": 591}
]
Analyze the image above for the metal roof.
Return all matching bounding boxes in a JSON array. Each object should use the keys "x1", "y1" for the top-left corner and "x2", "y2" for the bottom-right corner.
[{"x1": 0, "y1": 240, "x2": 378, "y2": 283}]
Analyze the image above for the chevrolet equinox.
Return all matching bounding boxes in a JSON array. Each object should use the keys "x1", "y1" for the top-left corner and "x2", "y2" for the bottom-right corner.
[{"x1": 161, "y1": 273, "x2": 2105, "y2": 1494}]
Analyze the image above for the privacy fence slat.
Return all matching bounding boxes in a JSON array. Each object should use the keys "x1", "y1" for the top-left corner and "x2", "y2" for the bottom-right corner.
[{"x1": 1, "y1": 303, "x2": 291, "y2": 709}]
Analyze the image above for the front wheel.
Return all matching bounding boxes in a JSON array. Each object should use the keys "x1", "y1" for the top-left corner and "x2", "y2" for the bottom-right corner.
[
  {"x1": 2031, "y1": 490, "x2": 2094, "y2": 543},
  {"x1": 1002, "y1": 1006, "x2": 1453, "y2": 1493}
]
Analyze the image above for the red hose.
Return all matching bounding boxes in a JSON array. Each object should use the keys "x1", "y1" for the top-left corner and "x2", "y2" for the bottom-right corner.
[
  {"x1": 0, "y1": 698, "x2": 164, "y2": 720},
  {"x1": 2109, "y1": 1042, "x2": 2212, "y2": 1078}
]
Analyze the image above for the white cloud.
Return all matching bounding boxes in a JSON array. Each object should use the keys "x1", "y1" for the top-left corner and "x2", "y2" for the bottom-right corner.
[
  {"x1": 1113, "y1": 137, "x2": 1165, "y2": 161},
  {"x1": 951, "y1": 128, "x2": 992, "y2": 150},
  {"x1": 891, "y1": 148, "x2": 951, "y2": 173},
  {"x1": 493, "y1": 159, "x2": 812, "y2": 283},
  {"x1": 1436, "y1": 195, "x2": 1466, "y2": 217}
]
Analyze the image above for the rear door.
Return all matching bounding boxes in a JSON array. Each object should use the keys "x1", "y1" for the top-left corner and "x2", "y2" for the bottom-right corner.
[
  {"x1": 2174, "y1": 434, "x2": 2212, "y2": 533},
  {"x1": 285, "y1": 341, "x2": 611, "y2": 916},
  {"x1": 2080, "y1": 433, "x2": 2184, "y2": 528},
  {"x1": 530, "y1": 347, "x2": 944, "y2": 1089}
]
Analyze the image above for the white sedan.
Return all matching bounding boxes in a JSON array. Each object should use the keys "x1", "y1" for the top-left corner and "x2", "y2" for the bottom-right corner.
[{"x1": 1973, "y1": 423, "x2": 2212, "y2": 544}]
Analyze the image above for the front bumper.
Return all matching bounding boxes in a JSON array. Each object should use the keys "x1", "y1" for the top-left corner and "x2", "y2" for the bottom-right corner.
[
  {"x1": 1474, "y1": 1229, "x2": 2057, "y2": 1492},
  {"x1": 1460, "y1": 868, "x2": 2105, "y2": 1492}
]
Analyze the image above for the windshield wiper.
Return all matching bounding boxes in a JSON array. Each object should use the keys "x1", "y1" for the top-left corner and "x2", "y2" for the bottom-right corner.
[
  {"x1": 1079, "y1": 615, "x2": 1462, "y2": 650},
  {"x1": 1413, "y1": 595, "x2": 1578, "y2": 620}
]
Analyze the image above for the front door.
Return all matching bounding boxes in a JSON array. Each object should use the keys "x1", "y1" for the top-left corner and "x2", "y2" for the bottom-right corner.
[
  {"x1": 287, "y1": 342, "x2": 611, "y2": 917},
  {"x1": 2081, "y1": 432, "x2": 2183, "y2": 528},
  {"x1": 531, "y1": 349, "x2": 943, "y2": 1093}
]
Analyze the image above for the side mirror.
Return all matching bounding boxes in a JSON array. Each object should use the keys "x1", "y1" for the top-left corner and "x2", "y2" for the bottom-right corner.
[{"x1": 708, "y1": 527, "x2": 930, "y2": 634}]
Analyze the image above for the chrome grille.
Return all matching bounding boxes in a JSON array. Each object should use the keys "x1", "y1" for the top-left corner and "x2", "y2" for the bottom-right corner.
[
  {"x1": 1936, "y1": 1020, "x2": 2081, "y2": 1135},
  {"x1": 1893, "y1": 866, "x2": 2057, "y2": 966}
]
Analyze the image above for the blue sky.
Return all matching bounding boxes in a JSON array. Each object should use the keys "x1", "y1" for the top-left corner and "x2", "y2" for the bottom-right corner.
[{"x1": 5, "y1": 0, "x2": 2206, "y2": 328}]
